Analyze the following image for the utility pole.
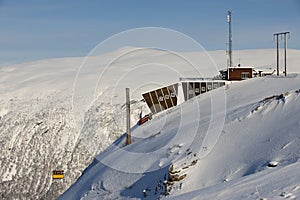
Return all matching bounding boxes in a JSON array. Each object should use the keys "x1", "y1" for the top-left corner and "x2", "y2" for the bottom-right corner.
[
  {"x1": 273, "y1": 32, "x2": 290, "y2": 76},
  {"x1": 125, "y1": 88, "x2": 131, "y2": 145}
]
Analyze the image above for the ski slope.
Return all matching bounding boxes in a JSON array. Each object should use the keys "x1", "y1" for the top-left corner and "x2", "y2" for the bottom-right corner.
[{"x1": 0, "y1": 47, "x2": 300, "y2": 199}]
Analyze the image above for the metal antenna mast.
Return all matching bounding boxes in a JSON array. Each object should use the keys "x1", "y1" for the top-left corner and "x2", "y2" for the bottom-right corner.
[
  {"x1": 227, "y1": 11, "x2": 233, "y2": 69},
  {"x1": 273, "y1": 31, "x2": 290, "y2": 76}
]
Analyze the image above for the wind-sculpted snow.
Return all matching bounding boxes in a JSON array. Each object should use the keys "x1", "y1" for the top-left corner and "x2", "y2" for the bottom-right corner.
[{"x1": 169, "y1": 88, "x2": 300, "y2": 196}]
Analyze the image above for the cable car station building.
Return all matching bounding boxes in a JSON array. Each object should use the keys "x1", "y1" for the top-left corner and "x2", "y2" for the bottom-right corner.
[{"x1": 142, "y1": 78, "x2": 227, "y2": 114}]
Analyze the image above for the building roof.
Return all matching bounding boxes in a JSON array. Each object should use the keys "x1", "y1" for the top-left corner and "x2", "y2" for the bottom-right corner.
[
  {"x1": 228, "y1": 66, "x2": 254, "y2": 69},
  {"x1": 179, "y1": 77, "x2": 226, "y2": 82}
]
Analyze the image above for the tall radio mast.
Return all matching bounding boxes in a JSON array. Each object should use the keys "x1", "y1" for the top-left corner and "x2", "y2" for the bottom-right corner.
[{"x1": 227, "y1": 11, "x2": 233, "y2": 69}]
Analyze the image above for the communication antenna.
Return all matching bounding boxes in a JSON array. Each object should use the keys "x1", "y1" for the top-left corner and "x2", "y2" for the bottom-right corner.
[
  {"x1": 227, "y1": 11, "x2": 233, "y2": 69},
  {"x1": 273, "y1": 32, "x2": 290, "y2": 76}
]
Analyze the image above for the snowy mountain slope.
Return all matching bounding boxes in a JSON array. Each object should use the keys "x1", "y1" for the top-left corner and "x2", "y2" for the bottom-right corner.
[
  {"x1": 1, "y1": 48, "x2": 300, "y2": 199},
  {"x1": 169, "y1": 162, "x2": 300, "y2": 200},
  {"x1": 60, "y1": 75, "x2": 300, "y2": 200},
  {"x1": 169, "y1": 84, "x2": 300, "y2": 199}
]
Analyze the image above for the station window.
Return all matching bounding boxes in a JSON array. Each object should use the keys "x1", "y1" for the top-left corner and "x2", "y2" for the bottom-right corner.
[{"x1": 242, "y1": 72, "x2": 250, "y2": 79}]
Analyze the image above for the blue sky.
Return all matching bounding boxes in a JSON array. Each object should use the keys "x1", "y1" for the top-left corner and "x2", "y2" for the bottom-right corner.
[{"x1": 0, "y1": 0, "x2": 299, "y2": 65}]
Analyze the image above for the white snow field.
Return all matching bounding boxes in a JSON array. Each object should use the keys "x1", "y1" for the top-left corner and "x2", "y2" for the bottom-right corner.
[{"x1": 0, "y1": 47, "x2": 300, "y2": 199}]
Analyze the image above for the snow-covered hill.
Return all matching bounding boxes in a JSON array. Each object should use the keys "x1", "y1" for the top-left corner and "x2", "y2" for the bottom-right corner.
[
  {"x1": 0, "y1": 47, "x2": 300, "y2": 199},
  {"x1": 59, "y1": 75, "x2": 300, "y2": 200}
]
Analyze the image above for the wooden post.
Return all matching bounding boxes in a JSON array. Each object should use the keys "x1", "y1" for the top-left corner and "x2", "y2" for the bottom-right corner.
[{"x1": 125, "y1": 88, "x2": 131, "y2": 145}]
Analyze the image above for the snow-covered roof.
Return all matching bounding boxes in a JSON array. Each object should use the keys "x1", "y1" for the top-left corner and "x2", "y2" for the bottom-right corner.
[
  {"x1": 179, "y1": 77, "x2": 226, "y2": 82},
  {"x1": 254, "y1": 67, "x2": 276, "y2": 74},
  {"x1": 228, "y1": 66, "x2": 254, "y2": 69}
]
